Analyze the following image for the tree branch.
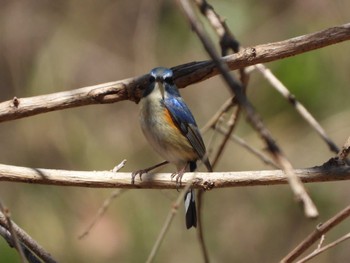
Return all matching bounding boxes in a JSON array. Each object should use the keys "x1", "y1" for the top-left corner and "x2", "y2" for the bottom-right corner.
[
  {"x1": 0, "y1": 163, "x2": 349, "y2": 189},
  {"x1": 0, "y1": 212, "x2": 57, "y2": 263},
  {"x1": 281, "y1": 204, "x2": 350, "y2": 262},
  {"x1": 0, "y1": 23, "x2": 349, "y2": 123}
]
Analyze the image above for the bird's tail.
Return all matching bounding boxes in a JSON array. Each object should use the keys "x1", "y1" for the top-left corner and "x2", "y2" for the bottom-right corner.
[
  {"x1": 184, "y1": 161, "x2": 197, "y2": 229},
  {"x1": 184, "y1": 188, "x2": 197, "y2": 229}
]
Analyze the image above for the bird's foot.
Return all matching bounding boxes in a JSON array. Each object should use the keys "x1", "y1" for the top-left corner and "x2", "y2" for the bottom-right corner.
[
  {"x1": 171, "y1": 166, "x2": 187, "y2": 191},
  {"x1": 131, "y1": 169, "x2": 147, "y2": 184},
  {"x1": 131, "y1": 161, "x2": 169, "y2": 184}
]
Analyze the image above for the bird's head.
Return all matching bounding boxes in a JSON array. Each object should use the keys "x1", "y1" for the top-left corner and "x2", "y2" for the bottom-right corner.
[{"x1": 142, "y1": 67, "x2": 178, "y2": 100}]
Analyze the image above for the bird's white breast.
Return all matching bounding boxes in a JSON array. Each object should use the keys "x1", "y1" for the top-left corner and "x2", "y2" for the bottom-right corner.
[{"x1": 139, "y1": 88, "x2": 196, "y2": 169}]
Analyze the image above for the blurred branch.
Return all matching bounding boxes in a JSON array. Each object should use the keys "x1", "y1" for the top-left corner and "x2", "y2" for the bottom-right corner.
[
  {"x1": 0, "y1": 211, "x2": 57, "y2": 263},
  {"x1": 0, "y1": 23, "x2": 348, "y2": 123},
  {"x1": 0, "y1": 225, "x2": 42, "y2": 263},
  {"x1": 0, "y1": 202, "x2": 26, "y2": 263},
  {"x1": 146, "y1": 174, "x2": 196, "y2": 263},
  {"x1": 197, "y1": 189, "x2": 209, "y2": 263},
  {"x1": 297, "y1": 232, "x2": 350, "y2": 263},
  {"x1": 255, "y1": 64, "x2": 340, "y2": 154},
  {"x1": 214, "y1": 125, "x2": 280, "y2": 168},
  {"x1": 79, "y1": 189, "x2": 126, "y2": 239},
  {"x1": 79, "y1": 160, "x2": 127, "y2": 239},
  {"x1": 1, "y1": 163, "x2": 350, "y2": 189},
  {"x1": 194, "y1": 0, "x2": 339, "y2": 155},
  {"x1": 281, "y1": 204, "x2": 350, "y2": 263},
  {"x1": 177, "y1": 0, "x2": 318, "y2": 218}
]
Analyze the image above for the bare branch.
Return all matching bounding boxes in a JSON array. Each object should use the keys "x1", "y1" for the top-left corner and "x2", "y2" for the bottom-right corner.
[
  {"x1": 79, "y1": 189, "x2": 126, "y2": 239},
  {"x1": 194, "y1": 0, "x2": 339, "y2": 155},
  {"x1": 281, "y1": 204, "x2": 350, "y2": 262},
  {"x1": 297, "y1": 232, "x2": 350, "y2": 263},
  {"x1": 0, "y1": 212, "x2": 57, "y2": 263},
  {"x1": 79, "y1": 160, "x2": 127, "y2": 239},
  {"x1": 146, "y1": 174, "x2": 196, "y2": 263},
  {"x1": 1, "y1": 163, "x2": 350, "y2": 189},
  {"x1": 0, "y1": 23, "x2": 348, "y2": 123},
  {"x1": 0, "y1": 202, "x2": 26, "y2": 263},
  {"x1": 255, "y1": 64, "x2": 339, "y2": 153},
  {"x1": 215, "y1": 125, "x2": 279, "y2": 168},
  {"x1": 197, "y1": 190, "x2": 210, "y2": 263},
  {"x1": 0, "y1": 225, "x2": 42, "y2": 263},
  {"x1": 177, "y1": 0, "x2": 318, "y2": 218}
]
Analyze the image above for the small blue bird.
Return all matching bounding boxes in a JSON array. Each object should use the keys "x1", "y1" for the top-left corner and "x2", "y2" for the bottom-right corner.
[{"x1": 134, "y1": 67, "x2": 212, "y2": 229}]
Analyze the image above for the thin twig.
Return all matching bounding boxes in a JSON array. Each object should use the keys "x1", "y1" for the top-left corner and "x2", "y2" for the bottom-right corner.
[
  {"x1": 177, "y1": 0, "x2": 318, "y2": 218},
  {"x1": 214, "y1": 126, "x2": 280, "y2": 168},
  {"x1": 146, "y1": 174, "x2": 196, "y2": 263},
  {"x1": 297, "y1": 232, "x2": 350, "y2": 263},
  {"x1": 80, "y1": 159, "x2": 128, "y2": 239},
  {"x1": 111, "y1": 159, "x2": 127, "y2": 172},
  {"x1": 255, "y1": 64, "x2": 339, "y2": 154},
  {"x1": 0, "y1": 226, "x2": 41, "y2": 263},
  {"x1": 317, "y1": 234, "x2": 325, "y2": 250},
  {"x1": 197, "y1": 190, "x2": 209, "y2": 263},
  {"x1": 281, "y1": 204, "x2": 350, "y2": 262},
  {"x1": 212, "y1": 106, "x2": 241, "y2": 167},
  {"x1": 0, "y1": 202, "x2": 26, "y2": 263},
  {"x1": 201, "y1": 96, "x2": 234, "y2": 133},
  {"x1": 79, "y1": 189, "x2": 126, "y2": 239}
]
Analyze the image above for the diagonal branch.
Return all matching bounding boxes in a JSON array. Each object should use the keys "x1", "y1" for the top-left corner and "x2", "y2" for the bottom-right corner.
[
  {"x1": 0, "y1": 23, "x2": 349, "y2": 123},
  {"x1": 281, "y1": 204, "x2": 350, "y2": 262},
  {"x1": 0, "y1": 212, "x2": 57, "y2": 263},
  {"x1": 177, "y1": 0, "x2": 318, "y2": 217}
]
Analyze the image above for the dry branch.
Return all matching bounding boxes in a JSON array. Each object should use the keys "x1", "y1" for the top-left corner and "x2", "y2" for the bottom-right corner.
[
  {"x1": 281, "y1": 204, "x2": 350, "y2": 262},
  {"x1": 1, "y1": 163, "x2": 350, "y2": 189},
  {"x1": 178, "y1": 0, "x2": 318, "y2": 217},
  {"x1": 0, "y1": 212, "x2": 57, "y2": 263},
  {"x1": 0, "y1": 23, "x2": 349, "y2": 123}
]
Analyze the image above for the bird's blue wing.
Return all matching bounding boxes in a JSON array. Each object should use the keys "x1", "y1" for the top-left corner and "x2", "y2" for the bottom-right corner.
[{"x1": 164, "y1": 97, "x2": 212, "y2": 171}]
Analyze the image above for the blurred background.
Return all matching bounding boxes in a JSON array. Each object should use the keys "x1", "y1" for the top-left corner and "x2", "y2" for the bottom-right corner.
[{"x1": 0, "y1": 0, "x2": 350, "y2": 262}]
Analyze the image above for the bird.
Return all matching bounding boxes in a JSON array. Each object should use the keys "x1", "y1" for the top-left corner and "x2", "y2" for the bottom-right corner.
[{"x1": 133, "y1": 67, "x2": 212, "y2": 229}]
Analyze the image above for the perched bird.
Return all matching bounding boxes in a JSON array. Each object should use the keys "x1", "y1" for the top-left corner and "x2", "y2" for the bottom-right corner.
[{"x1": 134, "y1": 67, "x2": 212, "y2": 229}]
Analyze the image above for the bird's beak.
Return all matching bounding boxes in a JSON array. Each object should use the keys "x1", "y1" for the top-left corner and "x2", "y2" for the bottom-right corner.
[{"x1": 155, "y1": 80, "x2": 165, "y2": 100}]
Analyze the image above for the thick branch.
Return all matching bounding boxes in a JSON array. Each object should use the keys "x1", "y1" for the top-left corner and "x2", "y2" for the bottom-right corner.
[
  {"x1": 0, "y1": 23, "x2": 349, "y2": 123},
  {"x1": 0, "y1": 163, "x2": 349, "y2": 189}
]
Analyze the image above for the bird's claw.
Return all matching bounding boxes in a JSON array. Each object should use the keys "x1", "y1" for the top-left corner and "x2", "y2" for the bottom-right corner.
[
  {"x1": 131, "y1": 170, "x2": 147, "y2": 184},
  {"x1": 171, "y1": 172, "x2": 184, "y2": 191}
]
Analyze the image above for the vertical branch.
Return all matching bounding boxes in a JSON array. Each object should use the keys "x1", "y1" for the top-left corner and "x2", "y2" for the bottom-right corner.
[
  {"x1": 211, "y1": 107, "x2": 241, "y2": 167},
  {"x1": 196, "y1": 190, "x2": 210, "y2": 263}
]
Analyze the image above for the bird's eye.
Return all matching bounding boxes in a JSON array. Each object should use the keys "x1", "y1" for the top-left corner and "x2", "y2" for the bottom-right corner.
[
  {"x1": 164, "y1": 76, "x2": 173, "y2": 84},
  {"x1": 149, "y1": 76, "x2": 155, "y2": 83}
]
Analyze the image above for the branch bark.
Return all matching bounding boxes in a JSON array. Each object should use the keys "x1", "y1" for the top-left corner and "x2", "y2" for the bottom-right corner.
[
  {"x1": 0, "y1": 23, "x2": 349, "y2": 123},
  {"x1": 0, "y1": 163, "x2": 349, "y2": 189}
]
